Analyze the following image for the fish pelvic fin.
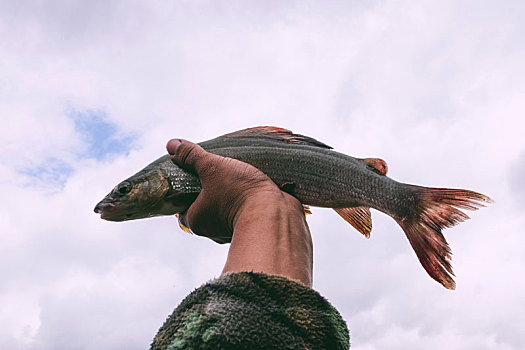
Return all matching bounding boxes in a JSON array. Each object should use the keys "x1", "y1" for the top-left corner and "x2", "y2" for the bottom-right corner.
[
  {"x1": 334, "y1": 207, "x2": 372, "y2": 238},
  {"x1": 223, "y1": 126, "x2": 333, "y2": 149},
  {"x1": 397, "y1": 185, "x2": 492, "y2": 290},
  {"x1": 279, "y1": 181, "x2": 296, "y2": 195}
]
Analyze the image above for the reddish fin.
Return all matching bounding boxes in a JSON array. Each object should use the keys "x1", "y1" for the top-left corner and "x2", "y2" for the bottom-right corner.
[
  {"x1": 223, "y1": 126, "x2": 332, "y2": 149},
  {"x1": 279, "y1": 181, "x2": 296, "y2": 195},
  {"x1": 397, "y1": 185, "x2": 492, "y2": 289},
  {"x1": 363, "y1": 158, "x2": 388, "y2": 175},
  {"x1": 334, "y1": 207, "x2": 372, "y2": 238}
]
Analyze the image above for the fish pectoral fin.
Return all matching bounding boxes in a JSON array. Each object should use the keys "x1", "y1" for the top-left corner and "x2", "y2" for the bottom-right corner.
[
  {"x1": 176, "y1": 214, "x2": 193, "y2": 234},
  {"x1": 303, "y1": 205, "x2": 312, "y2": 215},
  {"x1": 362, "y1": 158, "x2": 388, "y2": 175},
  {"x1": 334, "y1": 207, "x2": 372, "y2": 238}
]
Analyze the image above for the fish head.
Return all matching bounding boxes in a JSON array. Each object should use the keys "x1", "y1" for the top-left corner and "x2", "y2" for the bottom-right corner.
[{"x1": 94, "y1": 165, "x2": 192, "y2": 222}]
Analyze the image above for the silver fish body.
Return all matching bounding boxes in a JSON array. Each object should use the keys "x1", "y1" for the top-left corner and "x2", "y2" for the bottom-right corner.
[{"x1": 95, "y1": 127, "x2": 490, "y2": 289}]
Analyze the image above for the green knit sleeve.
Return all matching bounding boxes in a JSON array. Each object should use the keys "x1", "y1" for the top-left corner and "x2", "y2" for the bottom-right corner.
[{"x1": 151, "y1": 272, "x2": 349, "y2": 350}]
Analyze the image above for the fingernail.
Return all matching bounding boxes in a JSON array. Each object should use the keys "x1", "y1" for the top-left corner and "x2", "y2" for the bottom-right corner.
[{"x1": 167, "y1": 139, "x2": 182, "y2": 155}]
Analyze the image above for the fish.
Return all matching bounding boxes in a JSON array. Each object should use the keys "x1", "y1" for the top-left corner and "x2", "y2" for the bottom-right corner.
[{"x1": 94, "y1": 126, "x2": 491, "y2": 289}]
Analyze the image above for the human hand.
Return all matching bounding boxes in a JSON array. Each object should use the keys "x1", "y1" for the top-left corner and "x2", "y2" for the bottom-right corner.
[
  {"x1": 167, "y1": 139, "x2": 313, "y2": 286},
  {"x1": 167, "y1": 138, "x2": 283, "y2": 242}
]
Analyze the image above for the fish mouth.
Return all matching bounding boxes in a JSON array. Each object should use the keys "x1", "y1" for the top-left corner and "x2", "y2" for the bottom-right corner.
[
  {"x1": 94, "y1": 201, "x2": 115, "y2": 214},
  {"x1": 94, "y1": 202, "x2": 126, "y2": 221},
  {"x1": 94, "y1": 201, "x2": 138, "y2": 221}
]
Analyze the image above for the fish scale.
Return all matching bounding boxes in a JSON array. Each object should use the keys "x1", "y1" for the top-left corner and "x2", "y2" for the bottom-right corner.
[{"x1": 201, "y1": 142, "x2": 409, "y2": 213}]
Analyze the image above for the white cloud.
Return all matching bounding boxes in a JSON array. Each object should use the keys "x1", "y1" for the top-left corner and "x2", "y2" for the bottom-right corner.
[{"x1": 1, "y1": 0, "x2": 524, "y2": 349}]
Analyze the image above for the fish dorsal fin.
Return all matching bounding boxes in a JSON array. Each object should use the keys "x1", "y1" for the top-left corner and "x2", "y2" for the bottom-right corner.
[
  {"x1": 224, "y1": 126, "x2": 332, "y2": 149},
  {"x1": 334, "y1": 207, "x2": 372, "y2": 238},
  {"x1": 363, "y1": 158, "x2": 388, "y2": 175}
]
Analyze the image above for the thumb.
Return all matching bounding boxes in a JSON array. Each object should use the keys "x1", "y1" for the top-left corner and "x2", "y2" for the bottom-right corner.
[{"x1": 166, "y1": 138, "x2": 217, "y2": 176}]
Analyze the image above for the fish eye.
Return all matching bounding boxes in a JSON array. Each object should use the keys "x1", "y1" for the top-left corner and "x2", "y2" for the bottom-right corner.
[{"x1": 117, "y1": 181, "x2": 132, "y2": 195}]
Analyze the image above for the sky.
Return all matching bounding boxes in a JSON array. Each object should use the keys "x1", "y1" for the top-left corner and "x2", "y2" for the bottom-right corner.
[{"x1": 1, "y1": 0, "x2": 524, "y2": 349}]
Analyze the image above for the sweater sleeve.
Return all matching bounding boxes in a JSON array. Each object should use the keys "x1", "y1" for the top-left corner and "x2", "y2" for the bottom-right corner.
[{"x1": 151, "y1": 272, "x2": 349, "y2": 350}]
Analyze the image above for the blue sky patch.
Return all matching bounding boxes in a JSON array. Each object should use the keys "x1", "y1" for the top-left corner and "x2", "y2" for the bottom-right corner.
[
  {"x1": 70, "y1": 108, "x2": 137, "y2": 161},
  {"x1": 20, "y1": 109, "x2": 137, "y2": 189},
  {"x1": 21, "y1": 158, "x2": 74, "y2": 189}
]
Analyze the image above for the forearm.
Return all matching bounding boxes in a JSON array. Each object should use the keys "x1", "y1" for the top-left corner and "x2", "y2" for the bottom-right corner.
[{"x1": 222, "y1": 192, "x2": 313, "y2": 287}]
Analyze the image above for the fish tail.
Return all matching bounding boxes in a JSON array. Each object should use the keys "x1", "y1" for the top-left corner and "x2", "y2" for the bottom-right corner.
[{"x1": 395, "y1": 185, "x2": 491, "y2": 289}]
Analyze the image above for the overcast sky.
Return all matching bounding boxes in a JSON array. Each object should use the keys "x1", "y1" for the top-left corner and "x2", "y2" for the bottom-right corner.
[{"x1": 1, "y1": 1, "x2": 524, "y2": 349}]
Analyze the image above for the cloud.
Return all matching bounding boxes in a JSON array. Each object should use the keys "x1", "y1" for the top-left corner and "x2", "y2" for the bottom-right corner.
[
  {"x1": 69, "y1": 108, "x2": 137, "y2": 161},
  {"x1": 1, "y1": 1, "x2": 524, "y2": 349},
  {"x1": 6, "y1": 108, "x2": 136, "y2": 192},
  {"x1": 509, "y1": 151, "x2": 525, "y2": 209},
  {"x1": 19, "y1": 158, "x2": 73, "y2": 189}
]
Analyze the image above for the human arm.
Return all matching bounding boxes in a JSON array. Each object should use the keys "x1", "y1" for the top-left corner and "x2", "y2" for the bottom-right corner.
[
  {"x1": 151, "y1": 139, "x2": 349, "y2": 349},
  {"x1": 166, "y1": 139, "x2": 313, "y2": 286}
]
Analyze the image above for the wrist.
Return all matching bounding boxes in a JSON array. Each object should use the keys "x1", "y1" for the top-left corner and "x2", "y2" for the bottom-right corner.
[
  {"x1": 225, "y1": 191, "x2": 313, "y2": 287},
  {"x1": 232, "y1": 190, "x2": 300, "y2": 229}
]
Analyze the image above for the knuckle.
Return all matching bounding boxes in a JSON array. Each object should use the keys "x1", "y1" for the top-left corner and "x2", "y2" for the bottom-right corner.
[
  {"x1": 178, "y1": 143, "x2": 197, "y2": 164},
  {"x1": 174, "y1": 142, "x2": 205, "y2": 169}
]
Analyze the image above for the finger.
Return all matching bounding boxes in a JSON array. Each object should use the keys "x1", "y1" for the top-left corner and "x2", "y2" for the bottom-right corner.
[
  {"x1": 166, "y1": 139, "x2": 219, "y2": 176},
  {"x1": 166, "y1": 139, "x2": 182, "y2": 155},
  {"x1": 181, "y1": 200, "x2": 229, "y2": 238}
]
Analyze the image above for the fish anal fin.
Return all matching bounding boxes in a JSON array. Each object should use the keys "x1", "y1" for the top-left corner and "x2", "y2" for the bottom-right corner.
[
  {"x1": 223, "y1": 126, "x2": 333, "y2": 149},
  {"x1": 334, "y1": 207, "x2": 372, "y2": 238},
  {"x1": 363, "y1": 158, "x2": 388, "y2": 175}
]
